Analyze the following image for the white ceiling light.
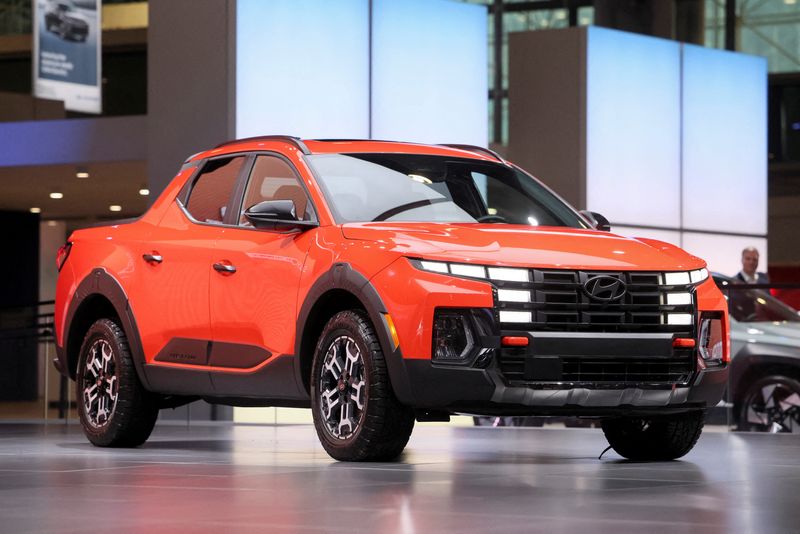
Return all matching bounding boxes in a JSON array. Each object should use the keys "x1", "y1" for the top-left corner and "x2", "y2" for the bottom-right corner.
[
  {"x1": 109, "y1": 205, "x2": 122, "y2": 212},
  {"x1": 138, "y1": 188, "x2": 150, "y2": 196},
  {"x1": 76, "y1": 171, "x2": 89, "y2": 179},
  {"x1": 29, "y1": 207, "x2": 41, "y2": 214},
  {"x1": 49, "y1": 192, "x2": 63, "y2": 199}
]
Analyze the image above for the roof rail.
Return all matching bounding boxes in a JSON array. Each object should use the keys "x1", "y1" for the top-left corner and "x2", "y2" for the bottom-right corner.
[
  {"x1": 439, "y1": 144, "x2": 505, "y2": 163},
  {"x1": 312, "y1": 138, "x2": 401, "y2": 144},
  {"x1": 214, "y1": 135, "x2": 311, "y2": 155}
]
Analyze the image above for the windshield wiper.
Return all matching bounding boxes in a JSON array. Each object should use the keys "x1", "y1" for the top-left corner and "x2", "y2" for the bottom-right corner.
[{"x1": 372, "y1": 198, "x2": 450, "y2": 222}]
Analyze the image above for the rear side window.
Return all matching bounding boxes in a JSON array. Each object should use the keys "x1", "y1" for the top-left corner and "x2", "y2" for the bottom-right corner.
[
  {"x1": 238, "y1": 155, "x2": 314, "y2": 224},
  {"x1": 185, "y1": 156, "x2": 245, "y2": 224}
]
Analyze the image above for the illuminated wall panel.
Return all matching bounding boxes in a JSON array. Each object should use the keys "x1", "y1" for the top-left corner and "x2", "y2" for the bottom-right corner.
[
  {"x1": 371, "y1": 0, "x2": 488, "y2": 145},
  {"x1": 513, "y1": 27, "x2": 768, "y2": 274},
  {"x1": 586, "y1": 27, "x2": 681, "y2": 228},
  {"x1": 682, "y1": 45, "x2": 768, "y2": 235},
  {"x1": 682, "y1": 233, "x2": 767, "y2": 277},
  {"x1": 236, "y1": 0, "x2": 369, "y2": 139}
]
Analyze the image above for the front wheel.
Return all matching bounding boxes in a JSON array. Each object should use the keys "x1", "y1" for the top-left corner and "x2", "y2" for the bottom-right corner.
[
  {"x1": 76, "y1": 319, "x2": 159, "y2": 447},
  {"x1": 738, "y1": 375, "x2": 800, "y2": 433},
  {"x1": 601, "y1": 410, "x2": 705, "y2": 461},
  {"x1": 311, "y1": 310, "x2": 415, "y2": 461}
]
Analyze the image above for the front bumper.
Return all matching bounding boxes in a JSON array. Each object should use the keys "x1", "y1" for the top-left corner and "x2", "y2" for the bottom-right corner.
[{"x1": 402, "y1": 355, "x2": 728, "y2": 417}]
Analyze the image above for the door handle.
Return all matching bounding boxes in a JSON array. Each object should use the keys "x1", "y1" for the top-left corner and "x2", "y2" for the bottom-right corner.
[
  {"x1": 142, "y1": 252, "x2": 163, "y2": 264},
  {"x1": 213, "y1": 262, "x2": 237, "y2": 274}
]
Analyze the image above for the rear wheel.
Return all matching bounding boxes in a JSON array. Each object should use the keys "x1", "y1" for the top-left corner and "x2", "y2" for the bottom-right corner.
[
  {"x1": 76, "y1": 319, "x2": 159, "y2": 447},
  {"x1": 311, "y1": 310, "x2": 415, "y2": 461},
  {"x1": 738, "y1": 375, "x2": 800, "y2": 433},
  {"x1": 601, "y1": 410, "x2": 705, "y2": 461}
]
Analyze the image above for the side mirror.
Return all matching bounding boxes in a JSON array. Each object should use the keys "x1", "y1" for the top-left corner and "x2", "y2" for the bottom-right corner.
[
  {"x1": 579, "y1": 210, "x2": 611, "y2": 232},
  {"x1": 244, "y1": 200, "x2": 318, "y2": 232}
]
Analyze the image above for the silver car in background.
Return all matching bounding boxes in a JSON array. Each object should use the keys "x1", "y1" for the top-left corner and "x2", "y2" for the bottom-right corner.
[{"x1": 716, "y1": 274, "x2": 800, "y2": 433}]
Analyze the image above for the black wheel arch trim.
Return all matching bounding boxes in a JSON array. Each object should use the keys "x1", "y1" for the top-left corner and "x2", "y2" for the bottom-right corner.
[
  {"x1": 59, "y1": 268, "x2": 151, "y2": 390},
  {"x1": 295, "y1": 262, "x2": 415, "y2": 405}
]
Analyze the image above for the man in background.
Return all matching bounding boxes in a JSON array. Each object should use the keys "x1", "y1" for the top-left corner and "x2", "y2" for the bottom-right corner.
[{"x1": 735, "y1": 247, "x2": 769, "y2": 284}]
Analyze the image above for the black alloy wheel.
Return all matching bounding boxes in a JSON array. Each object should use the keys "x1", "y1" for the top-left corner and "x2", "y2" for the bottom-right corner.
[
  {"x1": 318, "y1": 334, "x2": 367, "y2": 440},
  {"x1": 81, "y1": 336, "x2": 119, "y2": 428},
  {"x1": 76, "y1": 319, "x2": 159, "y2": 447},
  {"x1": 739, "y1": 375, "x2": 800, "y2": 433}
]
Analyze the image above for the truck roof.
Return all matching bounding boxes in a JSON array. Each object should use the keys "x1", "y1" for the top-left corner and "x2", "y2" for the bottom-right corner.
[{"x1": 188, "y1": 136, "x2": 504, "y2": 165}]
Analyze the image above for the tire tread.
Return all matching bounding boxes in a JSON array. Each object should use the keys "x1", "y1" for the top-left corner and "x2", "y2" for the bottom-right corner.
[{"x1": 601, "y1": 410, "x2": 705, "y2": 461}]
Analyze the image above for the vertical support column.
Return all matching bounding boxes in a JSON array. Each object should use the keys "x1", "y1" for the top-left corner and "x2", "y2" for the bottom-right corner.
[
  {"x1": 507, "y1": 28, "x2": 587, "y2": 209},
  {"x1": 147, "y1": 0, "x2": 236, "y2": 196},
  {"x1": 724, "y1": 0, "x2": 736, "y2": 51},
  {"x1": 492, "y1": 0, "x2": 503, "y2": 144}
]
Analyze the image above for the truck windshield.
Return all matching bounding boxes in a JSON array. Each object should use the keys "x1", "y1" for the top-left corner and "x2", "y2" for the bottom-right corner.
[{"x1": 306, "y1": 153, "x2": 589, "y2": 228}]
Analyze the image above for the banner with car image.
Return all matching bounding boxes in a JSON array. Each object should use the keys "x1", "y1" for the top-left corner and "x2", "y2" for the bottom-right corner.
[{"x1": 33, "y1": 0, "x2": 101, "y2": 114}]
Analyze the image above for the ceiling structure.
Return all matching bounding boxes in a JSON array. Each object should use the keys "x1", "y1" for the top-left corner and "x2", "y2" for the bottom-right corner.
[{"x1": 0, "y1": 160, "x2": 149, "y2": 220}]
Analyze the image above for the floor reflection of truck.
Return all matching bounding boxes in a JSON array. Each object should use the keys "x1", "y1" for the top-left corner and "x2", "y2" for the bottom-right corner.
[{"x1": 44, "y1": 0, "x2": 89, "y2": 42}]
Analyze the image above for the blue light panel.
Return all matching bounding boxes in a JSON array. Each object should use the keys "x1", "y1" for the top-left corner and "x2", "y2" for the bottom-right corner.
[
  {"x1": 681, "y1": 44, "x2": 767, "y2": 235},
  {"x1": 371, "y1": 0, "x2": 488, "y2": 146},
  {"x1": 236, "y1": 0, "x2": 370, "y2": 139},
  {"x1": 586, "y1": 27, "x2": 682, "y2": 228}
]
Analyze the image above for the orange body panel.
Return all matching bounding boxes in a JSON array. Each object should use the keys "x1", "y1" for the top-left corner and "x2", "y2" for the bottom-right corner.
[{"x1": 55, "y1": 138, "x2": 729, "y2": 383}]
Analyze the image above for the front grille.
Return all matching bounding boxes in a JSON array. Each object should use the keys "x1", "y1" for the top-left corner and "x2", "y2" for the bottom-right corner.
[
  {"x1": 495, "y1": 269, "x2": 696, "y2": 386},
  {"x1": 496, "y1": 269, "x2": 695, "y2": 333}
]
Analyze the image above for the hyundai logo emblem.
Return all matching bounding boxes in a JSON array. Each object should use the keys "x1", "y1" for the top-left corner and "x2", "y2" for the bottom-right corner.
[{"x1": 583, "y1": 275, "x2": 626, "y2": 302}]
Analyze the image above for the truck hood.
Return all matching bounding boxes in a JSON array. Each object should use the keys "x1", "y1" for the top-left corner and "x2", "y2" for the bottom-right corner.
[{"x1": 341, "y1": 222, "x2": 705, "y2": 271}]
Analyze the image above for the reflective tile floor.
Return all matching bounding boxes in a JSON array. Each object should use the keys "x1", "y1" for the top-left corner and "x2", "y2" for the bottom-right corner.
[{"x1": 0, "y1": 422, "x2": 799, "y2": 533}]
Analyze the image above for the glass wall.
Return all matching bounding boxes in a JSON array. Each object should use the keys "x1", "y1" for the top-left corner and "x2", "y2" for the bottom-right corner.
[
  {"x1": 463, "y1": 0, "x2": 594, "y2": 145},
  {"x1": 705, "y1": 0, "x2": 800, "y2": 73}
]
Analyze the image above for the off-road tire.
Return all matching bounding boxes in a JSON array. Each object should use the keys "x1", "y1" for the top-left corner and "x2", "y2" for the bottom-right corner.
[
  {"x1": 76, "y1": 319, "x2": 159, "y2": 447},
  {"x1": 601, "y1": 410, "x2": 705, "y2": 461},
  {"x1": 311, "y1": 310, "x2": 415, "y2": 461}
]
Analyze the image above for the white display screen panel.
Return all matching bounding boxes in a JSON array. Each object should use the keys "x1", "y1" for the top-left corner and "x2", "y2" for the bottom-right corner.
[
  {"x1": 33, "y1": 0, "x2": 101, "y2": 113},
  {"x1": 586, "y1": 27, "x2": 681, "y2": 228},
  {"x1": 612, "y1": 225, "x2": 682, "y2": 248},
  {"x1": 682, "y1": 232, "x2": 767, "y2": 277},
  {"x1": 371, "y1": 0, "x2": 487, "y2": 146},
  {"x1": 236, "y1": 0, "x2": 369, "y2": 139},
  {"x1": 681, "y1": 45, "x2": 767, "y2": 235}
]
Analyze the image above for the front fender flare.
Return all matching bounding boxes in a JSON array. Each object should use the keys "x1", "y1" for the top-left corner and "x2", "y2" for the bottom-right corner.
[{"x1": 295, "y1": 263, "x2": 414, "y2": 405}]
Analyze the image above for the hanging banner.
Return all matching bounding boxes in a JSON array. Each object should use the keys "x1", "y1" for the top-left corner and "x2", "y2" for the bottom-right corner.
[{"x1": 33, "y1": 0, "x2": 102, "y2": 114}]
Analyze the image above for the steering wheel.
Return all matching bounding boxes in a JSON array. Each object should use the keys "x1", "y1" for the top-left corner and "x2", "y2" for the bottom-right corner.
[{"x1": 477, "y1": 214, "x2": 508, "y2": 223}]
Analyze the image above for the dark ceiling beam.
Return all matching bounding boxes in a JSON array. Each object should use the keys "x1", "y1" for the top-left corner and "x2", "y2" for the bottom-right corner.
[{"x1": 488, "y1": 1, "x2": 593, "y2": 14}]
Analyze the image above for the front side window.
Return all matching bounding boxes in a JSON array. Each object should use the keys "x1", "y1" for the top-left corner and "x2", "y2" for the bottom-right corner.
[
  {"x1": 184, "y1": 156, "x2": 245, "y2": 224},
  {"x1": 306, "y1": 153, "x2": 588, "y2": 228},
  {"x1": 238, "y1": 155, "x2": 314, "y2": 225}
]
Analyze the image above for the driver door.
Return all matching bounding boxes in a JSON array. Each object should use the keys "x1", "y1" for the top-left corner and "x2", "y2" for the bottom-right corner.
[{"x1": 209, "y1": 153, "x2": 317, "y2": 389}]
